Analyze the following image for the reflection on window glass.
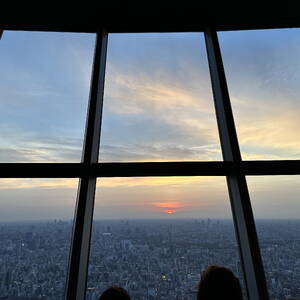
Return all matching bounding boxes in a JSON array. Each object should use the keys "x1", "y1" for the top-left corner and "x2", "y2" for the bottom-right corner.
[
  {"x1": 247, "y1": 176, "x2": 300, "y2": 300},
  {"x1": 0, "y1": 178, "x2": 78, "y2": 299},
  {"x1": 219, "y1": 29, "x2": 300, "y2": 160},
  {"x1": 0, "y1": 31, "x2": 95, "y2": 162},
  {"x1": 99, "y1": 33, "x2": 221, "y2": 162},
  {"x1": 87, "y1": 177, "x2": 244, "y2": 299}
]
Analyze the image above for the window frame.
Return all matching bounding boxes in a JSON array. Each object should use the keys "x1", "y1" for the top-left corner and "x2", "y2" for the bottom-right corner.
[{"x1": 1, "y1": 26, "x2": 300, "y2": 300}]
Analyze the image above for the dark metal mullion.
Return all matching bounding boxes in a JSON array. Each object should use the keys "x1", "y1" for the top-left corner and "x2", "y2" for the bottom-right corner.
[
  {"x1": 1, "y1": 160, "x2": 300, "y2": 178},
  {"x1": 65, "y1": 31, "x2": 108, "y2": 300},
  {"x1": 94, "y1": 161, "x2": 231, "y2": 177},
  {"x1": 205, "y1": 28, "x2": 269, "y2": 300}
]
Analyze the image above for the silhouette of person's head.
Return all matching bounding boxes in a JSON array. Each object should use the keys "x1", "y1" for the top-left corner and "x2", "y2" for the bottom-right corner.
[
  {"x1": 197, "y1": 265, "x2": 243, "y2": 300},
  {"x1": 99, "y1": 286, "x2": 131, "y2": 300}
]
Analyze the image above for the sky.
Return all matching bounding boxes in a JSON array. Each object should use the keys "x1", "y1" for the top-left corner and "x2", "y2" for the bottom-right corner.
[{"x1": 0, "y1": 29, "x2": 299, "y2": 221}]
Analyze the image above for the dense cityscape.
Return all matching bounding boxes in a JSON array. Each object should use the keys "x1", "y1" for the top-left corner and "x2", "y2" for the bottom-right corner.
[{"x1": 0, "y1": 219, "x2": 299, "y2": 300}]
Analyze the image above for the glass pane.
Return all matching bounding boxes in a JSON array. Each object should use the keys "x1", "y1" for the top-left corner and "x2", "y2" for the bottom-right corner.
[
  {"x1": 247, "y1": 176, "x2": 300, "y2": 300},
  {"x1": 0, "y1": 31, "x2": 95, "y2": 162},
  {"x1": 219, "y1": 29, "x2": 300, "y2": 160},
  {"x1": 99, "y1": 33, "x2": 221, "y2": 162},
  {"x1": 87, "y1": 177, "x2": 244, "y2": 299},
  {"x1": 0, "y1": 178, "x2": 78, "y2": 299}
]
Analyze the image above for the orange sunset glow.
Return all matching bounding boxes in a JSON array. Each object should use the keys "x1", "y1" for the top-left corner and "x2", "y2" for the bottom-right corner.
[
  {"x1": 153, "y1": 202, "x2": 182, "y2": 214},
  {"x1": 164, "y1": 209, "x2": 176, "y2": 214}
]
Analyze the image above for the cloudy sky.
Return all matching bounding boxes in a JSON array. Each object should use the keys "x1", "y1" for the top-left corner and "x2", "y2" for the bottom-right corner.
[{"x1": 0, "y1": 29, "x2": 299, "y2": 221}]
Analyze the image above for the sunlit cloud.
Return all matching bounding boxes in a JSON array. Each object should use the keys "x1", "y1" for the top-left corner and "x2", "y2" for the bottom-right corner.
[
  {"x1": 101, "y1": 60, "x2": 221, "y2": 161},
  {"x1": 97, "y1": 176, "x2": 222, "y2": 188},
  {"x1": 97, "y1": 32, "x2": 224, "y2": 162},
  {"x1": 220, "y1": 29, "x2": 300, "y2": 160},
  {"x1": 0, "y1": 178, "x2": 78, "y2": 190},
  {"x1": 103, "y1": 62, "x2": 300, "y2": 161},
  {"x1": 231, "y1": 96, "x2": 300, "y2": 159},
  {"x1": 153, "y1": 201, "x2": 183, "y2": 208},
  {"x1": 105, "y1": 66, "x2": 214, "y2": 114},
  {"x1": 0, "y1": 176, "x2": 223, "y2": 191}
]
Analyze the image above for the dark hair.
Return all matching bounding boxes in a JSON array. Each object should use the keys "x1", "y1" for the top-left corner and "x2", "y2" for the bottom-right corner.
[
  {"x1": 99, "y1": 286, "x2": 131, "y2": 300},
  {"x1": 197, "y1": 265, "x2": 243, "y2": 300}
]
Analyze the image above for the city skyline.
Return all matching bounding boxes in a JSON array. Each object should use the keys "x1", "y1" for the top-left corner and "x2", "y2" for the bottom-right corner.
[{"x1": 1, "y1": 218, "x2": 299, "y2": 299}]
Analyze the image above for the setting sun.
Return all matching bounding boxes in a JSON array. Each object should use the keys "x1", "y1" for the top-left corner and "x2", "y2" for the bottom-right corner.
[
  {"x1": 164, "y1": 209, "x2": 176, "y2": 214},
  {"x1": 153, "y1": 202, "x2": 181, "y2": 214}
]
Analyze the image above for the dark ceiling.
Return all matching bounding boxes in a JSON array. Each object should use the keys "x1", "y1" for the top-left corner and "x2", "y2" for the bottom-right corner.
[{"x1": 0, "y1": 3, "x2": 299, "y2": 33}]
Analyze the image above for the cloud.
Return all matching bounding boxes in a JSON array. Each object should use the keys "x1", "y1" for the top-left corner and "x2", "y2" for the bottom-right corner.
[
  {"x1": 0, "y1": 31, "x2": 94, "y2": 163},
  {"x1": 0, "y1": 131, "x2": 83, "y2": 162},
  {"x1": 219, "y1": 29, "x2": 300, "y2": 160},
  {"x1": 97, "y1": 176, "x2": 219, "y2": 188},
  {"x1": 104, "y1": 65, "x2": 214, "y2": 115},
  {"x1": 100, "y1": 55, "x2": 221, "y2": 161},
  {"x1": 103, "y1": 29, "x2": 298, "y2": 162},
  {"x1": 100, "y1": 143, "x2": 221, "y2": 162},
  {"x1": 98, "y1": 32, "x2": 224, "y2": 162},
  {"x1": 0, "y1": 178, "x2": 78, "y2": 189},
  {"x1": 231, "y1": 95, "x2": 300, "y2": 159}
]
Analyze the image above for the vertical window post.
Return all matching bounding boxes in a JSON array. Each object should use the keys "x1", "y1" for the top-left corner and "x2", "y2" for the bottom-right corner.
[
  {"x1": 65, "y1": 30, "x2": 108, "y2": 300},
  {"x1": 204, "y1": 28, "x2": 269, "y2": 300}
]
